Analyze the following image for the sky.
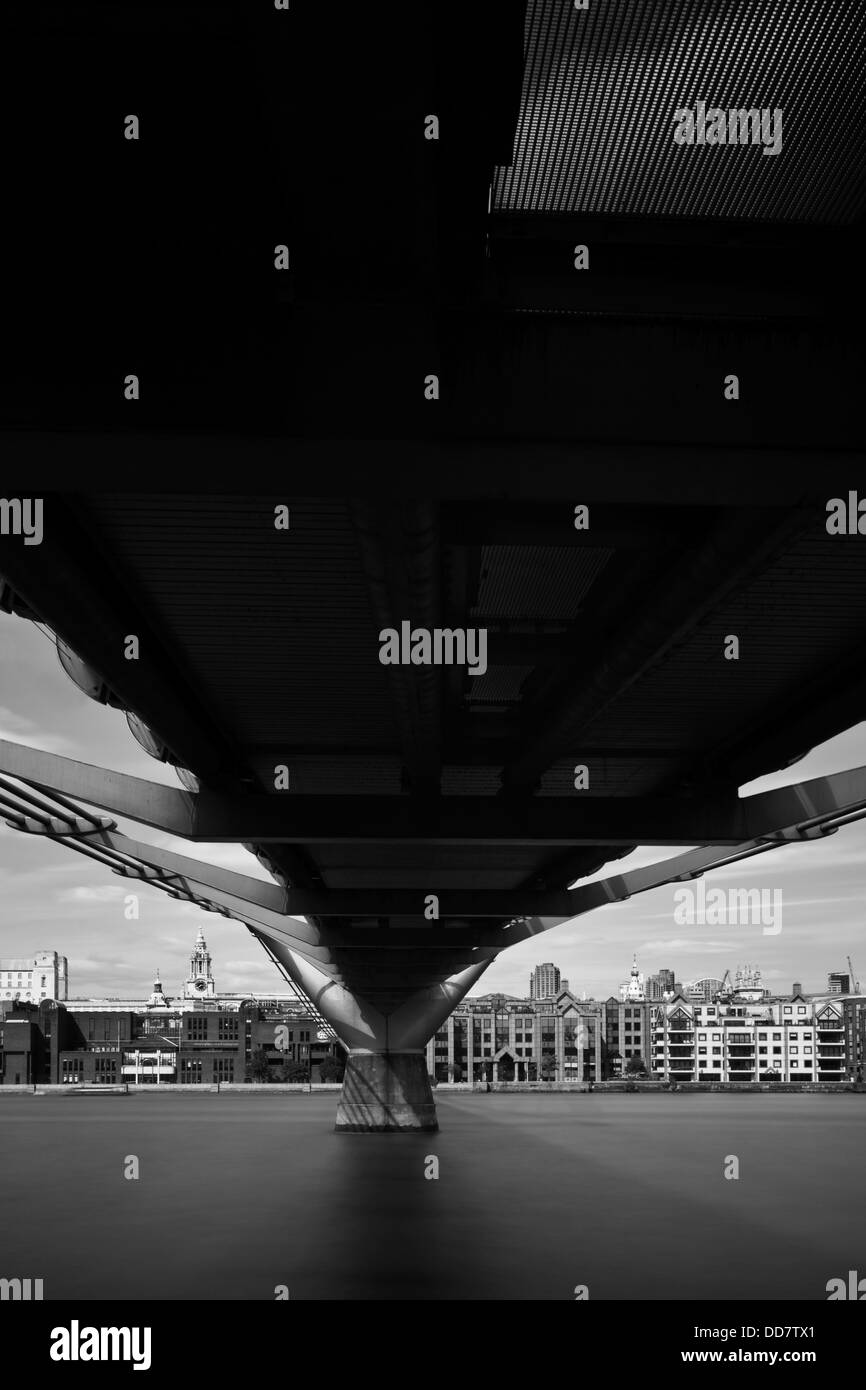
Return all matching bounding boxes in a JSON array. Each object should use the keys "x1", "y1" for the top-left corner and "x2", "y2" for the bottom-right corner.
[{"x1": 1, "y1": 610, "x2": 865, "y2": 1003}]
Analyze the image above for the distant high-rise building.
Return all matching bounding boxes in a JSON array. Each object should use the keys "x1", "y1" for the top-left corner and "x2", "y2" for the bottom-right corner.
[
  {"x1": 828, "y1": 972, "x2": 851, "y2": 995},
  {"x1": 529, "y1": 963, "x2": 561, "y2": 1000},
  {"x1": 793, "y1": 981, "x2": 802, "y2": 997},
  {"x1": 647, "y1": 968, "x2": 677, "y2": 1000}
]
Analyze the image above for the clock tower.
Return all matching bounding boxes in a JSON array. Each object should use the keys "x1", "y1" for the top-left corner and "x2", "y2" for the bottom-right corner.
[{"x1": 184, "y1": 927, "x2": 216, "y2": 999}]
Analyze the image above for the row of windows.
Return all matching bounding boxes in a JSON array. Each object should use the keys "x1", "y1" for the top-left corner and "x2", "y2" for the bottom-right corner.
[
  {"x1": 179, "y1": 1060, "x2": 235, "y2": 1082},
  {"x1": 666, "y1": 1031, "x2": 816, "y2": 1042},
  {"x1": 694, "y1": 1046, "x2": 814, "y2": 1057}
]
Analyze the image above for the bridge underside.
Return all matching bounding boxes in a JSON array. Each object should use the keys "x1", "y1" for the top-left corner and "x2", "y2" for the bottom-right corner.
[
  {"x1": 1, "y1": 5, "x2": 865, "y2": 1126},
  {"x1": 3, "y1": 489, "x2": 866, "y2": 1129},
  {"x1": 2, "y1": 740, "x2": 866, "y2": 1127},
  {"x1": 4, "y1": 493, "x2": 866, "y2": 1128}
]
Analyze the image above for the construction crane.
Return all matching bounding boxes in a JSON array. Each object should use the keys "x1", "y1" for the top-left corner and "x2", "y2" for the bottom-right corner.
[{"x1": 847, "y1": 956, "x2": 860, "y2": 994}]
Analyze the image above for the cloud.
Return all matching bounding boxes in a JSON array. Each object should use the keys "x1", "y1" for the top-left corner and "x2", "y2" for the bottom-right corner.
[
  {"x1": 641, "y1": 939, "x2": 736, "y2": 954},
  {"x1": 0, "y1": 706, "x2": 77, "y2": 755},
  {"x1": 57, "y1": 885, "x2": 128, "y2": 904}
]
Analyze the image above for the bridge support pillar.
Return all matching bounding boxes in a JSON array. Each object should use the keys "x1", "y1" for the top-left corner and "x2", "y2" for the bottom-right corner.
[
  {"x1": 335, "y1": 1050, "x2": 437, "y2": 1132},
  {"x1": 248, "y1": 932, "x2": 492, "y2": 1131}
]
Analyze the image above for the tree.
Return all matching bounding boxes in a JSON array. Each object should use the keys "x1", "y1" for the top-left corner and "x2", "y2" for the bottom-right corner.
[
  {"x1": 279, "y1": 1060, "x2": 310, "y2": 1083},
  {"x1": 625, "y1": 1055, "x2": 646, "y2": 1076},
  {"x1": 245, "y1": 1048, "x2": 271, "y2": 1083},
  {"x1": 318, "y1": 1055, "x2": 345, "y2": 1083}
]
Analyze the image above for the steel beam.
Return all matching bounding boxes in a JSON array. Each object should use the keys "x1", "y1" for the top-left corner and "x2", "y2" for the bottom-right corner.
[{"x1": 5, "y1": 740, "x2": 866, "y2": 847}]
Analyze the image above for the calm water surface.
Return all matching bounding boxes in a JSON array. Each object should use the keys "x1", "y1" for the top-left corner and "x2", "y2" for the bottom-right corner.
[{"x1": 1, "y1": 1092, "x2": 862, "y2": 1300}]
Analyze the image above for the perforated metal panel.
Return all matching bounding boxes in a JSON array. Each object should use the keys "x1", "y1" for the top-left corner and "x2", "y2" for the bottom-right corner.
[{"x1": 494, "y1": 0, "x2": 866, "y2": 222}]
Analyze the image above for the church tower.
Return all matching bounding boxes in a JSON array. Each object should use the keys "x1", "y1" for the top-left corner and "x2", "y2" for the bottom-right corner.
[
  {"x1": 147, "y1": 968, "x2": 170, "y2": 1009},
  {"x1": 184, "y1": 927, "x2": 216, "y2": 999},
  {"x1": 620, "y1": 953, "x2": 646, "y2": 1002}
]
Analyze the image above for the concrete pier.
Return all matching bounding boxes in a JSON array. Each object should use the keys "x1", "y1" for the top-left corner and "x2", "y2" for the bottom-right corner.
[{"x1": 335, "y1": 1051, "x2": 438, "y2": 1132}]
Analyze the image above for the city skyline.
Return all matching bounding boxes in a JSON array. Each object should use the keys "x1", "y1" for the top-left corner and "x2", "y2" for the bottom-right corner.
[{"x1": 2, "y1": 612, "x2": 865, "y2": 1002}]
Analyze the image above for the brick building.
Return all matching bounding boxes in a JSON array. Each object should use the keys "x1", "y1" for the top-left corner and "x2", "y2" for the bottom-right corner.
[
  {"x1": 426, "y1": 990, "x2": 613, "y2": 1083},
  {"x1": 0, "y1": 931, "x2": 342, "y2": 1085},
  {"x1": 1, "y1": 993, "x2": 340, "y2": 1086}
]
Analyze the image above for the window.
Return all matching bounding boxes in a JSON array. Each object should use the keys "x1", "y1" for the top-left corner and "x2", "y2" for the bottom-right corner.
[
  {"x1": 758, "y1": 1046, "x2": 767, "y2": 1054},
  {"x1": 712, "y1": 1047, "x2": 722, "y2": 1055},
  {"x1": 213, "y1": 1059, "x2": 234, "y2": 1082},
  {"x1": 784, "y1": 1006, "x2": 792, "y2": 1014},
  {"x1": 218, "y1": 1017, "x2": 239, "y2": 1041},
  {"x1": 798, "y1": 1006, "x2": 807, "y2": 1014},
  {"x1": 772, "y1": 1033, "x2": 781, "y2": 1040},
  {"x1": 712, "y1": 1033, "x2": 721, "y2": 1041},
  {"x1": 186, "y1": 1017, "x2": 207, "y2": 1040},
  {"x1": 697, "y1": 1046, "x2": 707, "y2": 1055},
  {"x1": 790, "y1": 1032, "x2": 798, "y2": 1040},
  {"x1": 804, "y1": 1047, "x2": 812, "y2": 1055}
]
